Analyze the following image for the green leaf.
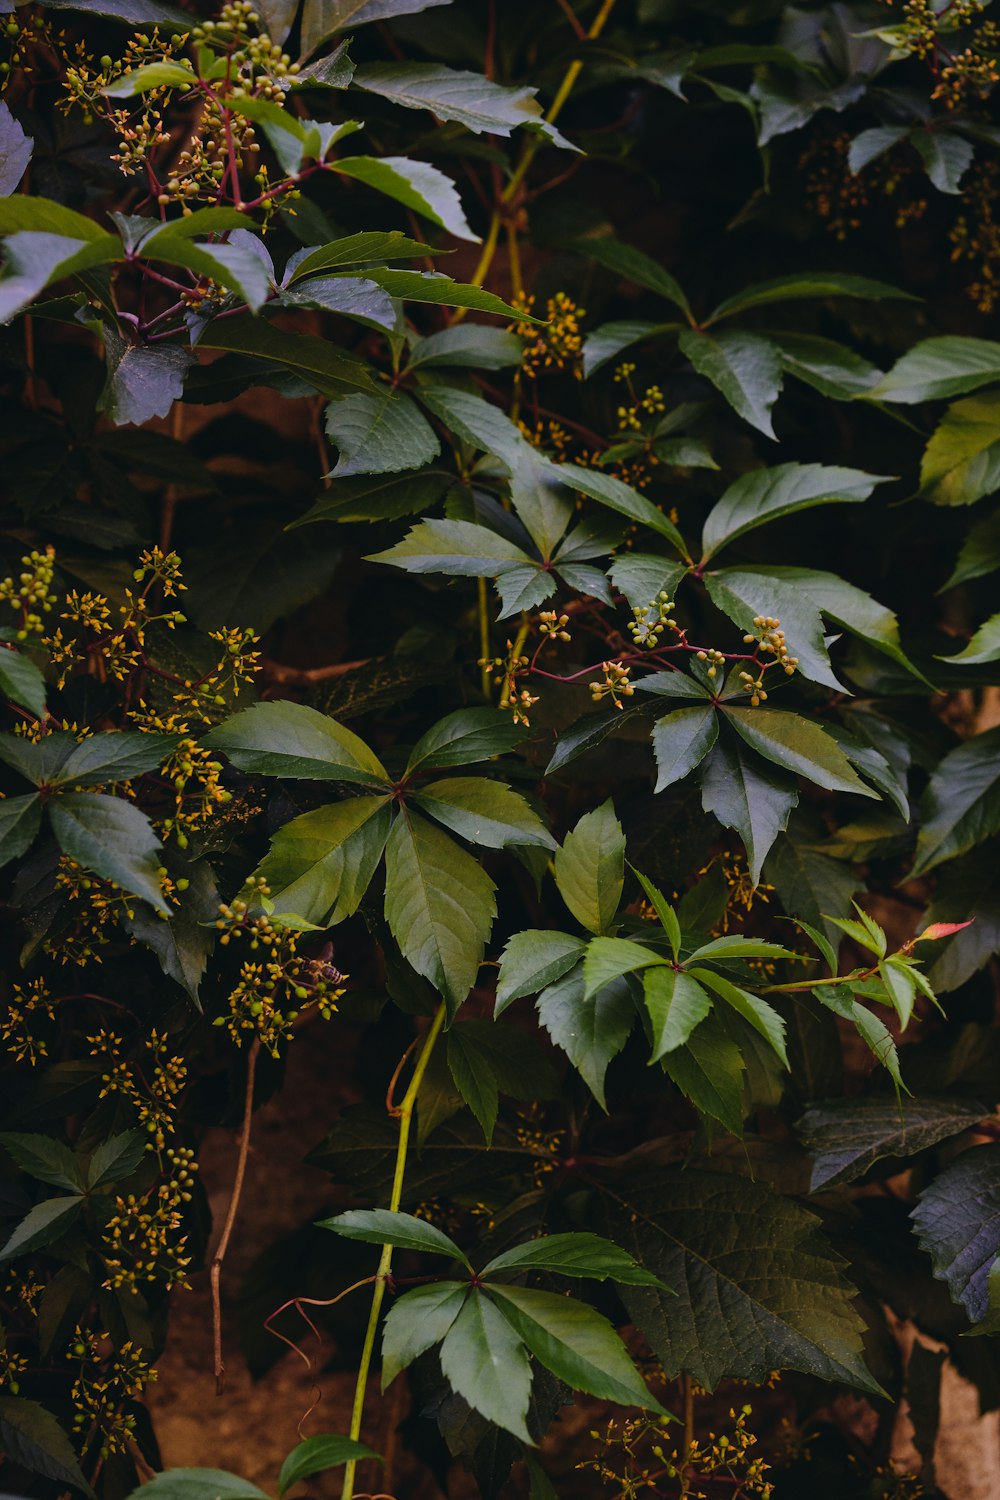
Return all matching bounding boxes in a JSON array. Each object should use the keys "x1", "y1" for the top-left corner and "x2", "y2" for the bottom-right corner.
[
  {"x1": 582, "y1": 319, "x2": 670, "y2": 379},
  {"x1": 380, "y1": 1281, "x2": 469, "y2": 1388},
  {"x1": 661, "y1": 1017, "x2": 747, "y2": 1134},
  {"x1": 0, "y1": 792, "x2": 42, "y2": 869},
  {"x1": 446, "y1": 1024, "x2": 500, "y2": 1141},
  {"x1": 103, "y1": 59, "x2": 198, "y2": 95},
  {"x1": 554, "y1": 801, "x2": 625, "y2": 936},
  {"x1": 705, "y1": 570, "x2": 840, "y2": 692},
  {"x1": 582, "y1": 936, "x2": 666, "y2": 999},
  {"x1": 439, "y1": 1289, "x2": 533, "y2": 1441},
  {"x1": 924, "y1": 847, "x2": 1000, "y2": 993},
  {"x1": 610, "y1": 1169, "x2": 880, "y2": 1391},
  {"x1": 324, "y1": 389, "x2": 440, "y2": 477},
  {"x1": 0, "y1": 1196, "x2": 83, "y2": 1261},
  {"x1": 698, "y1": 737, "x2": 798, "y2": 884},
  {"x1": 688, "y1": 967, "x2": 788, "y2": 1067},
  {"x1": 0, "y1": 100, "x2": 32, "y2": 195},
  {"x1": 383, "y1": 808, "x2": 496, "y2": 1012},
  {"x1": 482, "y1": 1231, "x2": 665, "y2": 1286},
  {"x1": 0, "y1": 1396, "x2": 94, "y2": 1495},
  {"x1": 364, "y1": 269, "x2": 526, "y2": 318},
  {"x1": 920, "y1": 391, "x2": 1000, "y2": 507},
  {"x1": 49, "y1": 793, "x2": 168, "y2": 914},
  {"x1": 570, "y1": 236, "x2": 693, "y2": 323},
  {"x1": 847, "y1": 1002, "x2": 905, "y2": 1092},
  {"x1": 287, "y1": 231, "x2": 436, "y2": 280},
  {"x1": 709, "y1": 271, "x2": 915, "y2": 322},
  {"x1": 776, "y1": 332, "x2": 884, "y2": 400},
  {"x1": 912, "y1": 127, "x2": 973, "y2": 194},
  {"x1": 254, "y1": 797, "x2": 392, "y2": 926},
  {"x1": 0, "y1": 230, "x2": 122, "y2": 324},
  {"x1": 414, "y1": 777, "x2": 555, "y2": 850},
  {"x1": 98, "y1": 328, "x2": 193, "y2": 426},
  {"x1": 763, "y1": 833, "x2": 860, "y2": 953},
  {"x1": 352, "y1": 63, "x2": 546, "y2": 135},
  {"x1": 701, "y1": 463, "x2": 886, "y2": 561},
  {"x1": 630, "y1": 867, "x2": 681, "y2": 956},
  {"x1": 910, "y1": 727, "x2": 1000, "y2": 878},
  {"x1": 488, "y1": 1283, "x2": 665, "y2": 1410},
  {"x1": 121, "y1": 1471, "x2": 270, "y2": 1500},
  {"x1": 52, "y1": 730, "x2": 177, "y2": 787},
  {"x1": 939, "y1": 612, "x2": 1000, "y2": 665},
  {"x1": 643, "y1": 969, "x2": 712, "y2": 1061},
  {"x1": 0, "y1": 644, "x2": 46, "y2": 717},
  {"x1": 609, "y1": 555, "x2": 689, "y2": 614},
  {"x1": 408, "y1": 326, "x2": 523, "y2": 371},
  {"x1": 686, "y1": 934, "x2": 798, "y2": 962},
  {"x1": 495, "y1": 930, "x2": 586, "y2": 1015},
  {"x1": 331, "y1": 155, "x2": 476, "y2": 242},
  {"x1": 292, "y1": 469, "x2": 451, "y2": 527},
  {"x1": 652, "y1": 705, "x2": 719, "y2": 792},
  {"x1": 197, "y1": 317, "x2": 375, "y2": 398},
  {"x1": 299, "y1": 0, "x2": 452, "y2": 57},
  {"x1": 317, "y1": 1207, "x2": 469, "y2": 1264},
  {"x1": 280, "y1": 273, "x2": 398, "y2": 331},
  {"x1": 368, "y1": 517, "x2": 534, "y2": 578},
  {"x1": 872, "y1": 337, "x2": 1000, "y2": 404},
  {"x1": 126, "y1": 859, "x2": 219, "y2": 1003},
  {"x1": 557, "y1": 465, "x2": 689, "y2": 555},
  {"x1": 848, "y1": 124, "x2": 909, "y2": 173},
  {"x1": 142, "y1": 234, "x2": 272, "y2": 313},
  {"x1": 725, "y1": 707, "x2": 877, "y2": 797},
  {"x1": 87, "y1": 1130, "x2": 146, "y2": 1190},
  {"x1": 757, "y1": 566, "x2": 915, "y2": 673},
  {"x1": 278, "y1": 1436, "x2": 379, "y2": 1497},
  {"x1": 0, "y1": 195, "x2": 107, "y2": 241},
  {"x1": 799, "y1": 1095, "x2": 988, "y2": 1192},
  {"x1": 678, "y1": 328, "x2": 782, "y2": 438},
  {"x1": 537, "y1": 969, "x2": 634, "y2": 1109},
  {"x1": 406, "y1": 707, "x2": 525, "y2": 772},
  {"x1": 911, "y1": 1145, "x2": 1000, "y2": 1330},
  {"x1": 204, "y1": 701, "x2": 389, "y2": 786},
  {"x1": 0, "y1": 1133, "x2": 84, "y2": 1193},
  {"x1": 878, "y1": 959, "x2": 917, "y2": 1027}
]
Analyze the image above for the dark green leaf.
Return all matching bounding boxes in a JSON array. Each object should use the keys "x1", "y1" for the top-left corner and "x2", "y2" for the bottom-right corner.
[
  {"x1": 122, "y1": 1470, "x2": 270, "y2": 1500},
  {"x1": 0, "y1": 1195, "x2": 83, "y2": 1261},
  {"x1": 725, "y1": 707, "x2": 876, "y2": 797},
  {"x1": 318, "y1": 1207, "x2": 469, "y2": 1263},
  {"x1": 352, "y1": 63, "x2": 545, "y2": 135},
  {"x1": 380, "y1": 1281, "x2": 469, "y2": 1388},
  {"x1": 197, "y1": 317, "x2": 375, "y2": 398},
  {"x1": 678, "y1": 328, "x2": 782, "y2": 438},
  {"x1": 0, "y1": 1133, "x2": 84, "y2": 1192},
  {"x1": 0, "y1": 792, "x2": 42, "y2": 869},
  {"x1": 554, "y1": 801, "x2": 625, "y2": 936},
  {"x1": 482, "y1": 1231, "x2": 664, "y2": 1286},
  {"x1": 699, "y1": 736, "x2": 798, "y2": 884},
  {"x1": 0, "y1": 1396, "x2": 94, "y2": 1495},
  {"x1": 910, "y1": 727, "x2": 1000, "y2": 878},
  {"x1": 799, "y1": 1095, "x2": 988, "y2": 1191},
  {"x1": 0, "y1": 644, "x2": 46, "y2": 718},
  {"x1": 414, "y1": 777, "x2": 554, "y2": 849},
  {"x1": 661, "y1": 1016, "x2": 746, "y2": 1134},
  {"x1": 87, "y1": 1130, "x2": 146, "y2": 1190},
  {"x1": 331, "y1": 155, "x2": 475, "y2": 242},
  {"x1": 537, "y1": 969, "x2": 634, "y2": 1109},
  {"x1": 912, "y1": 127, "x2": 973, "y2": 194},
  {"x1": 643, "y1": 969, "x2": 712, "y2": 1061},
  {"x1": 325, "y1": 389, "x2": 439, "y2": 477},
  {"x1": 495, "y1": 930, "x2": 586, "y2": 1015},
  {"x1": 53, "y1": 731, "x2": 177, "y2": 787},
  {"x1": 278, "y1": 1436, "x2": 379, "y2": 1497},
  {"x1": 582, "y1": 936, "x2": 666, "y2": 999},
  {"x1": 912, "y1": 1145, "x2": 1000, "y2": 1330},
  {"x1": 651, "y1": 705, "x2": 719, "y2": 792},
  {"x1": 570, "y1": 236, "x2": 693, "y2": 323},
  {"x1": 406, "y1": 708, "x2": 524, "y2": 772},
  {"x1": 701, "y1": 463, "x2": 886, "y2": 561},
  {"x1": 204, "y1": 701, "x2": 389, "y2": 786},
  {"x1": 49, "y1": 793, "x2": 168, "y2": 914},
  {"x1": 709, "y1": 271, "x2": 915, "y2": 322}
]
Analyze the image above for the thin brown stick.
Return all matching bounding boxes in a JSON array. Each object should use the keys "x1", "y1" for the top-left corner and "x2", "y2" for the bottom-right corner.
[
  {"x1": 259, "y1": 655, "x2": 374, "y2": 686},
  {"x1": 211, "y1": 1037, "x2": 261, "y2": 1395}
]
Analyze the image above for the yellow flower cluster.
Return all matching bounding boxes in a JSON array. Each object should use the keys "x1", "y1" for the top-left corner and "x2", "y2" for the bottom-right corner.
[
  {"x1": 90, "y1": 1028, "x2": 188, "y2": 1148},
  {"x1": 0, "y1": 546, "x2": 56, "y2": 639},
  {"x1": 584, "y1": 1404, "x2": 773, "y2": 1500},
  {"x1": 514, "y1": 292, "x2": 586, "y2": 378},
  {"x1": 0, "y1": 979, "x2": 55, "y2": 1065},
  {"x1": 69, "y1": 1333, "x2": 157, "y2": 1457},
  {"x1": 101, "y1": 1181, "x2": 193, "y2": 1293}
]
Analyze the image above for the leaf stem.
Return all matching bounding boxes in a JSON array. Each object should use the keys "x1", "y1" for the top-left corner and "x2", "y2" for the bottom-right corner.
[
  {"x1": 479, "y1": 578, "x2": 493, "y2": 700},
  {"x1": 340, "y1": 1003, "x2": 447, "y2": 1500}
]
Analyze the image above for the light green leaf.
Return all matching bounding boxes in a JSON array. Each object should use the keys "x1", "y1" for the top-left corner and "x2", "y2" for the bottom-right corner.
[
  {"x1": 324, "y1": 389, "x2": 439, "y2": 477},
  {"x1": 383, "y1": 809, "x2": 496, "y2": 1012},
  {"x1": 554, "y1": 800, "x2": 625, "y2": 936},
  {"x1": 651, "y1": 705, "x2": 719, "y2": 792},
  {"x1": 278, "y1": 1436, "x2": 379, "y2": 1497},
  {"x1": 103, "y1": 60, "x2": 198, "y2": 95},
  {"x1": 331, "y1": 155, "x2": 476, "y2": 242},
  {"x1": 495, "y1": 930, "x2": 586, "y2": 1015},
  {"x1": 0, "y1": 231, "x2": 122, "y2": 325},
  {"x1": 678, "y1": 328, "x2": 783, "y2": 438},
  {"x1": 689, "y1": 967, "x2": 788, "y2": 1066},
  {"x1": 582, "y1": 936, "x2": 667, "y2": 999},
  {"x1": 319, "y1": 1207, "x2": 469, "y2": 1262},
  {"x1": 488, "y1": 1283, "x2": 665, "y2": 1411},
  {"x1": 643, "y1": 968, "x2": 712, "y2": 1061},
  {"x1": 414, "y1": 777, "x2": 555, "y2": 849},
  {"x1": 872, "y1": 337, "x2": 1000, "y2": 404},
  {"x1": 630, "y1": 867, "x2": 681, "y2": 956},
  {"x1": 910, "y1": 727, "x2": 1000, "y2": 878},
  {"x1": 405, "y1": 707, "x2": 524, "y2": 772},
  {"x1": 701, "y1": 463, "x2": 886, "y2": 561},
  {"x1": 49, "y1": 793, "x2": 168, "y2": 914},
  {"x1": 205, "y1": 701, "x2": 389, "y2": 786},
  {"x1": 287, "y1": 231, "x2": 436, "y2": 280},
  {"x1": 368, "y1": 517, "x2": 534, "y2": 577},
  {"x1": 724, "y1": 707, "x2": 877, "y2": 797},
  {"x1": 439, "y1": 1290, "x2": 533, "y2": 1441},
  {"x1": 482, "y1": 1231, "x2": 665, "y2": 1286},
  {"x1": 380, "y1": 1281, "x2": 469, "y2": 1389},
  {"x1": 253, "y1": 797, "x2": 393, "y2": 925},
  {"x1": 0, "y1": 195, "x2": 107, "y2": 240},
  {"x1": 364, "y1": 269, "x2": 526, "y2": 318},
  {"x1": 0, "y1": 644, "x2": 46, "y2": 718},
  {"x1": 943, "y1": 510, "x2": 1000, "y2": 589},
  {"x1": 920, "y1": 391, "x2": 1000, "y2": 507}
]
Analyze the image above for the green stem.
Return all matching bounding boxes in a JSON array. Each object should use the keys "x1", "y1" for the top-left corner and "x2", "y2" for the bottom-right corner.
[
  {"x1": 340, "y1": 1003, "x2": 447, "y2": 1500},
  {"x1": 478, "y1": 577, "x2": 493, "y2": 700}
]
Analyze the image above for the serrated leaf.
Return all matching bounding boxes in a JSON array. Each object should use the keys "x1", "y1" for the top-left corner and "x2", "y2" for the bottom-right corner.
[
  {"x1": 352, "y1": 62, "x2": 545, "y2": 135},
  {"x1": 920, "y1": 391, "x2": 1000, "y2": 507},
  {"x1": 299, "y1": 0, "x2": 452, "y2": 56},
  {"x1": 318, "y1": 1207, "x2": 469, "y2": 1263},
  {"x1": 408, "y1": 326, "x2": 523, "y2": 371},
  {"x1": 725, "y1": 707, "x2": 876, "y2": 797},
  {"x1": 557, "y1": 465, "x2": 688, "y2": 555},
  {"x1": 287, "y1": 231, "x2": 435, "y2": 280},
  {"x1": 414, "y1": 777, "x2": 554, "y2": 849},
  {"x1": 705, "y1": 570, "x2": 840, "y2": 691},
  {"x1": 689, "y1": 967, "x2": 788, "y2": 1066},
  {"x1": 103, "y1": 60, "x2": 198, "y2": 95},
  {"x1": 0, "y1": 1133, "x2": 84, "y2": 1193},
  {"x1": 331, "y1": 155, "x2": 476, "y2": 241},
  {"x1": 776, "y1": 332, "x2": 883, "y2": 400},
  {"x1": 939, "y1": 612, "x2": 1000, "y2": 665},
  {"x1": 678, "y1": 328, "x2": 782, "y2": 438},
  {"x1": 369, "y1": 517, "x2": 534, "y2": 578},
  {"x1": 254, "y1": 797, "x2": 392, "y2": 926},
  {"x1": 204, "y1": 701, "x2": 389, "y2": 786},
  {"x1": 872, "y1": 337, "x2": 1000, "y2": 404},
  {"x1": 482, "y1": 1231, "x2": 665, "y2": 1286},
  {"x1": 0, "y1": 1396, "x2": 93, "y2": 1495},
  {"x1": 537, "y1": 969, "x2": 634, "y2": 1109},
  {"x1": 488, "y1": 1283, "x2": 665, "y2": 1410},
  {"x1": 197, "y1": 316, "x2": 375, "y2": 398},
  {"x1": 609, "y1": 1169, "x2": 880, "y2": 1391},
  {"x1": 292, "y1": 469, "x2": 451, "y2": 526},
  {"x1": 52, "y1": 730, "x2": 177, "y2": 787},
  {"x1": 661, "y1": 1017, "x2": 747, "y2": 1135},
  {"x1": 281, "y1": 273, "x2": 398, "y2": 331},
  {"x1": 571, "y1": 236, "x2": 693, "y2": 323},
  {"x1": 0, "y1": 230, "x2": 122, "y2": 325},
  {"x1": 651, "y1": 705, "x2": 719, "y2": 792},
  {"x1": 0, "y1": 1195, "x2": 83, "y2": 1261},
  {"x1": 709, "y1": 271, "x2": 914, "y2": 322},
  {"x1": 0, "y1": 644, "x2": 46, "y2": 718},
  {"x1": 913, "y1": 127, "x2": 973, "y2": 194},
  {"x1": 799, "y1": 1094, "x2": 988, "y2": 1191},
  {"x1": 277, "y1": 1436, "x2": 379, "y2": 1497},
  {"x1": 406, "y1": 707, "x2": 524, "y2": 772},
  {"x1": 699, "y1": 736, "x2": 798, "y2": 884},
  {"x1": 324, "y1": 389, "x2": 439, "y2": 477},
  {"x1": 701, "y1": 463, "x2": 886, "y2": 561},
  {"x1": 609, "y1": 555, "x2": 689, "y2": 614},
  {"x1": 582, "y1": 319, "x2": 669, "y2": 379},
  {"x1": 383, "y1": 808, "x2": 496, "y2": 1013},
  {"x1": 910, "y1": 727, "x2": 1000, "y2": 878},
  {"x1": 87, "y1": 1130, "x2": 146, "y2": 1190},
  {"x1": 912, "y1": 1144, "x2": 1000, "y2": 1329},
  {"x1": 380, "y1": 1281, "x2": 469, "y2": 1388},
  {"x1": 49, "y1": 793, "x2": 168, "y2": 914},
  {"x1": 126, "y1": 859, "x2": 219, "y2": 1003},
  {"x1": 0, "y1": 792, "x2": 42, "y2": 869},
  {"x1": 365, "y1": 269, "x2": 525, "y2": 318},
  {"x1": 582, "y1": 936, "x2": 666, "y2": 999},
  {"x1": 643, "y1": 969, "x2": 712, "y2": 1061},
  {"x1": 98, "y1": 327, "x2": 193, "y2": 425},
  {"x1": 439, "y1": 1290, "x2": 533, "y2": 1441},
  {"x1": 554, "y1": 801, "x2": 625, "y2": 936},
  {"x1": 495, "y1": 931, "x2": 586, "y2": 1015}
]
